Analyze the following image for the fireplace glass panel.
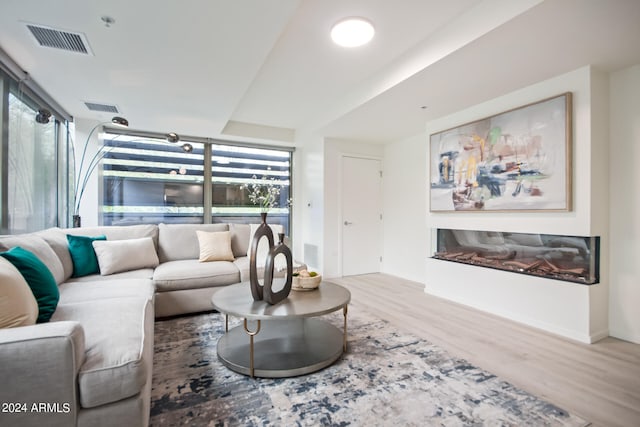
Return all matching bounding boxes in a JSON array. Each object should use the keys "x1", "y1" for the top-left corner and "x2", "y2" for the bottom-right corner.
[{"x1": 434, "y1": 229, "x2": 599, "y2": 284}]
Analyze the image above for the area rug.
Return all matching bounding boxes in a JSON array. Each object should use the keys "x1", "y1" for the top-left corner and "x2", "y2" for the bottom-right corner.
[{"x1": 150, "y1": 307, "x2": 589, "y2": 426}]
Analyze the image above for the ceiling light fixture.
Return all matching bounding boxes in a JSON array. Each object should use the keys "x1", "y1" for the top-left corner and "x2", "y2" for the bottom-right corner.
[
  {"x1": 111, "y1": 116, "x2": 128, "y2": 127},
  {"x1": 181, "y1": 143, "x2": 193, "y2": 153},
  {"x1": 331, "y1": 17, "x2": 375, "y2": 47},
  {"x1": 101, "y1": 16, "x2": 115, "y2": 27},
  {"x1": 166, "y1": 132, "x2": 180, "y2": 143},
  {"x1": 35, "y1": 108, "x2": 51, "y2": 124}
]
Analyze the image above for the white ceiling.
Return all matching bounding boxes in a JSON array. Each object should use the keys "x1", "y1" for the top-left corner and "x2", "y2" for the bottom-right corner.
[{"x1": 1, "y1": 0, "x2": 639, "y2": 145}]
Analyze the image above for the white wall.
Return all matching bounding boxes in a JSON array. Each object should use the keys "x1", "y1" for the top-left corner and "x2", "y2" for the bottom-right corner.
[
  {"x1": 400, "y1": 67, "x2": 608, "y2": 342},
  {"x1": 609, "y1": 64, "x2": 640, "y2": 344},
  {"x1": 323, "y1": 138, "x2": 383, "y2": 278},
  {"x1": 295, "y1": 135, "x2": 325, "y2": 272},
  {"x1": 381, "y1": 133, "x2": 428, "y2": 283},
  {"x1": 588, "y1": 69, "x2": 610, "y2": 341}
]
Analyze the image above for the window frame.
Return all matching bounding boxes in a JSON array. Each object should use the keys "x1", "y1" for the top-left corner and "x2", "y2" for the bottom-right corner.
[
  {"x1": 0, "y1": 71, "x2": 71, "y2": 233},
  {"x1": 99, "y1": 128, "x2": 294, "y2": 234}
]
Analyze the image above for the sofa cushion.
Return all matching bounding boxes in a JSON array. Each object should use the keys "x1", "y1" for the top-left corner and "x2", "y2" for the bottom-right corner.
[
  {"x1": 67, "y1": 234, "x2": 106, "y2": 277},
  {"x1": 229, "y1": 223, "x2": 251, "y2": 258},
  {"x1": 157, "y1": 223, "x2": 229, "y2": 262},
  {"x1": 1, "y1": 246, "x2": 60, "y2": 323},
  {"x1": 51, "y1": 297, "x2": 151, "y2": 408},
  {"x1": 0, "y1": 257, "x2": 38, "y2": 328},
  {"x1": 153, "y1": 259, "x2": 240, "y2": 292},
  {"x1": 234, "y1": 256, "x2": 256, "y2": 283},
  {"x1": 35, "y1": 227, "x2": 74, "y2": 282},
  {"x1": 233, "y1": 256, "x2": 305, "y2": 283},
  {"x1": 92, "y1": 237, "x2": 159, "y2": 275},
  {"x1": 197, "y1": 230, "x2": 235, "y2": 262},
  {"x1": 0, "y1": 234, "x2": 66, "y2": 285},
  {"x1": 64, "y1": 268, "x2": 155, "y2": 283},
  {"x1": 66, "y1": 224, "x2": 159, "y2": 249},
  {"x1": 58, "y1": 279, "x2": 155, "y2": 305}
]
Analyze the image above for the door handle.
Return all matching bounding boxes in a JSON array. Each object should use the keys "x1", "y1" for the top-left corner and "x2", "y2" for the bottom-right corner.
[{"x1": 344, "y1": 221, "x2": 353, "y2": 226}]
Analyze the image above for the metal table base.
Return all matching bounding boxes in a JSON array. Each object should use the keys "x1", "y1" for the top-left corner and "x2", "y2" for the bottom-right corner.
[{"x1": 217, "y1": 317, "x2": 345, "y2": 378}]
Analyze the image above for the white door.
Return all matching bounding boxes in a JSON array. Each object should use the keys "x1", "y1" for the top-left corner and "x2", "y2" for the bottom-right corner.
[{"x1": 342, "y1": 156, "x2": 382, "y2": 276}]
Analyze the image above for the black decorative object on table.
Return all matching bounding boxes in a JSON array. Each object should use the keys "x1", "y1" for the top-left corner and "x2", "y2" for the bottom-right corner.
[
  {"x1": 73, "y1": 215, "x2": 81, "y2": 228},
  {"x1": 263, "y1": 233, "x2": 293, "y2": 304},
  {"x1": 249, "y1": 213, "x2": 273, "y2": 301},
  {"x1": 248, "y1": 212, "x2": 293, "y2": 304}
]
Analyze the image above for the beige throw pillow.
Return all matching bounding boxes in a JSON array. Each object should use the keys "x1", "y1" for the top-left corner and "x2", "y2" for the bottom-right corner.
[
  {"x1": 197, "y1": 230, "x2": 235, "y2": 262},
  {"x1": 92, "y1": 237, "x2": 160, "y2": 276},
  {"x1": 0, "y1": 257, "x2": 38, "y2": 328},
  {"x1": 0, "y1": 234, "x2": 65, "y2": 285}
]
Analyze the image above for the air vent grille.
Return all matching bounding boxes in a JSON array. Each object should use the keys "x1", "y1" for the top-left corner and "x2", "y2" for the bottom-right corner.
[
  {"x1": 26, "y1": 24, "x2": 91, "y2": 54},
  {"x1": 84, "y1": 102, "x2": 120, "y2": 113}
]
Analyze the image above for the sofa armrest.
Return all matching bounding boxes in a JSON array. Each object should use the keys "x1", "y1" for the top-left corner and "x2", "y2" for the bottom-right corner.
[{"x1": 0, "y1": 321, "x2": 85, "y2": 427}]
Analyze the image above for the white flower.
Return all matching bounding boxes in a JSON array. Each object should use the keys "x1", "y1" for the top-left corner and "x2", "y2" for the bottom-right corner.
[{"x1": 245, "y1": 175, "x2": 289, "y2": 212}]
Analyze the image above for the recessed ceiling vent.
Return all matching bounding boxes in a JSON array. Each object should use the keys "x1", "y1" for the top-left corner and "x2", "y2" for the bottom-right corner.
[
  {"x1": 26, "y1": 23, "x2": 92, "y2": 55},
  {"x1": 84, "y1": 102, "x2": 119, "y2": 113}
]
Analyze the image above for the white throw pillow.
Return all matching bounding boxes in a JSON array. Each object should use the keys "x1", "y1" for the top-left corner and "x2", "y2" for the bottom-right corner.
[
  {"x1": 0, "y1": 257, "x2": 38, "y2": 328},
  {"x1": 196, "y1": 230, "x2": 235, "y2": 262},
  {"x1": 92, "y1": 237, "x2": 160, "y2": 276}
]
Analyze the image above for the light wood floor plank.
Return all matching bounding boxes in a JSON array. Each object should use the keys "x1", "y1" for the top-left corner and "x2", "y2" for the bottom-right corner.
[{"x1": 330, "y1": 273, "x2": 640, "y2": 427}]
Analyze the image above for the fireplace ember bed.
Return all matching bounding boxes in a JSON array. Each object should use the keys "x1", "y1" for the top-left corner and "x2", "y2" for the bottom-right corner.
[{"x1": 433, "y1": 229, "x2": 599, "y2": 284}]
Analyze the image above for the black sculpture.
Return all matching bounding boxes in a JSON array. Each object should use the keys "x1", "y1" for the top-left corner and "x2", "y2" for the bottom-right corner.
[
  {"x1": 263, "y1": 233, "x2": 293, "y2": 304},
  {"x1": 249, "y1": 214, "x2": 293, "y2": 304}
]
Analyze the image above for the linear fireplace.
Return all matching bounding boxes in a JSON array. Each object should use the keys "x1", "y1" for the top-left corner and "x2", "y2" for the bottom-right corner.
[{"x1": 433, "y1": 229, "x2": 599, "y2": 284}]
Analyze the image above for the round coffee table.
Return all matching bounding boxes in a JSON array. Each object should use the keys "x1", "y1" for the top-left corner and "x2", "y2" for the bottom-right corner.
[{"x1": 211, "y1": 281, "x2": 351, "y2": 378}]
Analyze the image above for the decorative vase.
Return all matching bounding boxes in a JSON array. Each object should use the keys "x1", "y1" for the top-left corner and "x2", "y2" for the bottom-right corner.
[
  {"x1": 263, "y1": 233, "x2": 293, "y2": 304},
  {"x1": 249, "y1": 212, "x2": 273, "y2": 301},
  {"x1": 73, "y1": 215, "x2": 82, "y2": 228},
  {"x1": 248, "y1": 213, "x2": 293, "y2": 304}
]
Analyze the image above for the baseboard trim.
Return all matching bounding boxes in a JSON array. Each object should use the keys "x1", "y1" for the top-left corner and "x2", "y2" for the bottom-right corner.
[{"x1": 589, "y1": 329, "x2": 609, "y2": 343}]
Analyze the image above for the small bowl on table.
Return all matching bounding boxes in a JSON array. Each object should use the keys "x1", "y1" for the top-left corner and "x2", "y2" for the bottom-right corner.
[{"x1": 292, "y1": 274, "x2": 322, "y2": 291}]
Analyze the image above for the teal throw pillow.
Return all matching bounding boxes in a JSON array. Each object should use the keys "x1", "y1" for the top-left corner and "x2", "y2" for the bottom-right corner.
[
  {"x1": 67, "y1": 234, "x2": 107, "y2": 277},
  {"x1": 1, "y1": 246, "x2": 60, "y2": 323}
]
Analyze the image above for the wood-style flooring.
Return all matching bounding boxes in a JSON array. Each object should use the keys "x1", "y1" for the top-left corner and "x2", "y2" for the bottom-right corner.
[{"x1": 330, "y1": 273, "x2": 640, "y2": 427}]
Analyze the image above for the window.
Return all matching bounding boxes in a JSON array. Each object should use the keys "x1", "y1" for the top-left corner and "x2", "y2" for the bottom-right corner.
[
  {"x1": 0, "y1": 73, "x2": 68, "y2": 234},
  {"x1": 211, "y1": 144, "x2": 291, "y2": 233},
  {"x1": 101, "y1": 131, "x2": 292, "y2": 232},
  {"x1": 101, "y1": 134, "x2": 204, "y2": 224}
]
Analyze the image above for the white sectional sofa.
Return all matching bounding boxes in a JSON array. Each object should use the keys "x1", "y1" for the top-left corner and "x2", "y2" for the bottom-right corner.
[{"x1": 0, "y1": 222, "x2": 294, "y2": 427}]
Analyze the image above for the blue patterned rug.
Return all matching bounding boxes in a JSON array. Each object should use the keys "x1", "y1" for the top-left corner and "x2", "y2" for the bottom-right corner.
[{"x1": 150, "y1": 307, "x2": 589, "y2": 426}]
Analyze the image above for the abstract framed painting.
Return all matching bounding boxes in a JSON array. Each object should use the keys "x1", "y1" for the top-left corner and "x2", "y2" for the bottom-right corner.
[{"x1": 430, "y1": 93, "x2": 572, "y2": 212}]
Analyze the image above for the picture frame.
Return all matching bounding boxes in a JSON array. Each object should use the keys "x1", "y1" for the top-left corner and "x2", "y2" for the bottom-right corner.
[{"x1": 429, "y1": 93, "x2": 572, "y2": 212}]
